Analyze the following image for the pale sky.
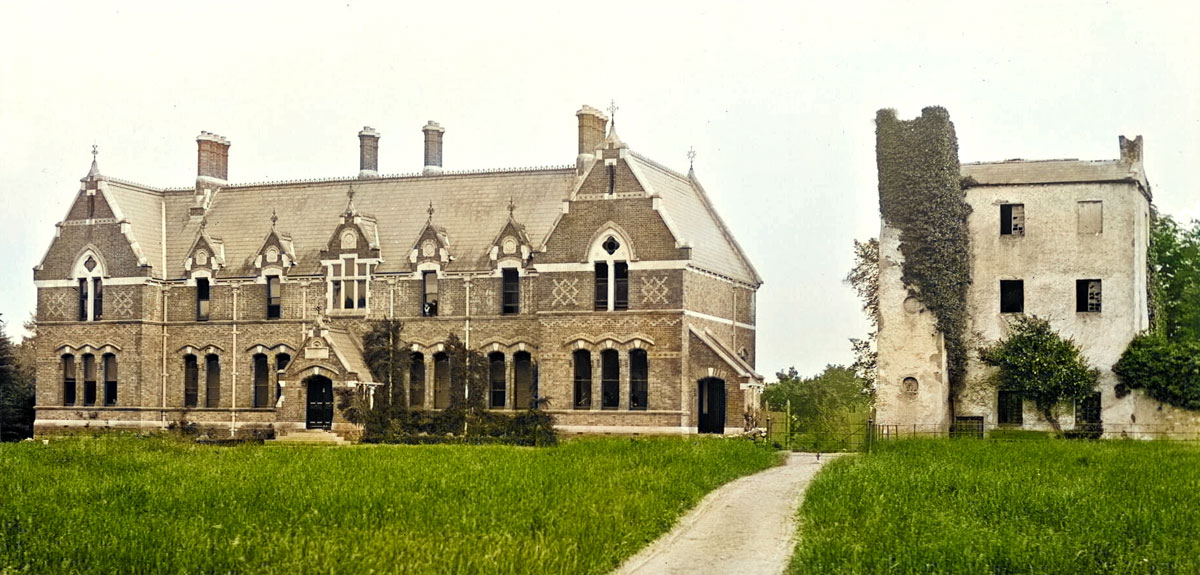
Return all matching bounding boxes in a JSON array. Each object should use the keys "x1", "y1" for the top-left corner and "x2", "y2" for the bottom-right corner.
[{"x1": 1, "y1": 1, "x2": 1197, "y2": 379}]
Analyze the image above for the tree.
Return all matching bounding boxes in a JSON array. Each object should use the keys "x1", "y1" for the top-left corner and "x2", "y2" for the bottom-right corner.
[
  {"x1": 1149, "y1": 214, "x2": 1200, "y2": 341},
  {"x1": 978, "y1": 316, "x2": 1098, "y2": 432},
  {"x1": 0, "y1": 313, "x2": 36, "y2": 441},
  {"x1": 361, "y1": 319, "x2": 411, "y2": 407},
  {"x1": 763, "y1": 365, "x2": 870, "y2": 432},
  {"x1": 1113, "y1": 333, "x2": 1200, "y2": 410},
  {"x1": 844, "y1": 238, "x2": 879, "y2": 393}
]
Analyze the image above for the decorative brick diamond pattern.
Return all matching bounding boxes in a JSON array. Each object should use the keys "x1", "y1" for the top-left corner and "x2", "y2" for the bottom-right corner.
[
  {"x1": 110, "y1": 289, "x2": 134, "y2": 318},
  {"x1": 46, "y1": 291, "x2": 68, "y2": 319},
  {"x1": 641, "y1": 276, "x2": 669, "y2": 305},
  {"x1": 551, "y1": 278, "x2": 579, "y2": 307}
]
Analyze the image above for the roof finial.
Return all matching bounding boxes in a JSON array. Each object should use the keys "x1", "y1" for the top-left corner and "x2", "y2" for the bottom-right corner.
[
  {"x1": 345, "y1": 185, "x2": 356, "y2": 216},
  {"x1": 608, "y1": 99, "x2": 619, "y2": 128},
  {"x1": 270, "y1": 208, "x2": 278, "y2": 228},
  {"x1": 687, "y1": 146, "x2": 696, "y2": 171},
  {"x1": 507, "y1": 196, "x2": 515, "y2": 217},
  {"x1": 92, "y1": 144, "x2": 98, "y2": 159},
  {"x1": 427, "y1": 201, "x2": 435, "y2": 222},
  {"x1": 200, "y1": 216, "x2": 208, "y2": 230}
]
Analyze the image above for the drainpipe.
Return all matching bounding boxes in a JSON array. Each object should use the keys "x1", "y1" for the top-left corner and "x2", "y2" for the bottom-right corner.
[
  {"x1": 231, "y1": 284, "x2": 239, "y2": 438},
  {"x1": 161, "y1": 285, "x2": 169, "y2": 427}
]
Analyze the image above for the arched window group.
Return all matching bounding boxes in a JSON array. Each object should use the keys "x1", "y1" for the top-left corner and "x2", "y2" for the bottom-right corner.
[
  {"x1": 182, "y1": 354, "x2": 221, "y2": 408},
  {"x1": 252, "y1": 352, "x2": 291, "y2": 408},
  {"x1": 61, "y1": 353, "x2": 118, "y2": 407},
  {"x1": 406, "y1": 348, "x2": 537, "y2": 410},
  {"x1": 573, "y1": 347, "x2": 650, "y2": 411}
]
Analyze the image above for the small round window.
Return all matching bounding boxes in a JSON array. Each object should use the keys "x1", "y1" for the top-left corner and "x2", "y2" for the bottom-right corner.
[
  {"x1": 602, "y1": 236, "x2": 621, "y2": 255},
  {"x1": 340, "y1": 231, "x2": 358, "y2": 250}
]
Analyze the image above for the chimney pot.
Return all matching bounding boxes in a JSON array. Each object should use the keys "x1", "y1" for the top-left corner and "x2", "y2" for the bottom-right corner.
[
  {"x1": 576, "y1": 105, "x2": 608, "y2": 175},
  {"x1": 196, "y1": 131, "x2": 231, "y2": 183},
  {"x1": 359, "y1": 126, "x2": 380, "y2": 179},
  {"x1": 422, "y1": 121, "x2": 444, "y2": 176}
]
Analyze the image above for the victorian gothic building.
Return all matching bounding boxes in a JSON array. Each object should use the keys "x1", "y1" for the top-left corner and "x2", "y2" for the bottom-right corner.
[{"x1": 33, "y1": 106, "x2": 762, "y2": 438}]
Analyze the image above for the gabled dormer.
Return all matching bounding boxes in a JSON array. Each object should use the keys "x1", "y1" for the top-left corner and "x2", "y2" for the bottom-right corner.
[
  {"x1": 183, "y1": 219, "x2": 225, "y2": 277},
  {"x1": 253, "y1": 212, "x2": 297, "y2": 277},
  {"x1": 408, "y1": 203, "x2": 452, "y2": 268},
  {"x1": 487, "y1": 200, "x2": 532, "y2": 269},
  {"x1": 319, "y1": 189, "x2": 381, "y2": 315}
]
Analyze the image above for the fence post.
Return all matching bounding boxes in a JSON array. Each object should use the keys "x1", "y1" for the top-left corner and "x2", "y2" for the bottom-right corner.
[
  {"x1": 785, "y1": 398, "x2": 792, "y2": 452},
  {"x1": 866, "y1": 418, "x2": 873, "y2": 453}
]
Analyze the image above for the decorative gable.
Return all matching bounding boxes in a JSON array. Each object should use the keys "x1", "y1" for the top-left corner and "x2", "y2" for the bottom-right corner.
[
  {"x1": 183, "y1": 221, "x2": 226, "y2": 275},
  {"x1": 318, "y1": 189, "x2": 381, "y2": 261},
  {"x1": 408, "y1": 204, "x2": 452, "y2": 268},
  {"x1": 487, "y1": 207, "x2": 532, "y2": 268},
  {"x1": 253, "y1": 219, "x2": 297, "y2": 276}
]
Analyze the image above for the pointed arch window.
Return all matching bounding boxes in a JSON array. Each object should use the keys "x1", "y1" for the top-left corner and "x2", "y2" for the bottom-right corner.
[
  {"x1": 409, "y1": 352, "x2": 426, "y2": 409},
  {"x1": 102, "y1": 354, "x2": 118, "y2": 407},
  {"x1": 592, "y1": 234, "x2": 630, "y2": 312},
  {"x1": 514, "y1": 351, "x2": 535, "y2": 410},
  {"x1": 82, "y1": 353, "x2": 97, "y2": 406},
  {"x1": 600, "y1": 349, "x2": 620, "y2": 409},
  {"x1": 62, "y1": 355, "x2": 77, "y2": 406},
  {"x1": 489, "y1": 352, "x2": 506, "y2": 409},
  {"x1": 573, "y1": 349, "x2": 592, "y2": 409},
  {"x1": 253, "y1": 354, "x2": 270, "y2": 408},
  {"x1": 184, "y1": 355, "x2": 199, "y2": 408},
  {"x1": 433, "y1": 352, "x2": 450, "y2": 409},
  {"x1": 205, "y1": 354, "x2": 221, "y2": 408},
  {"x1": 75, "y1": 253, "x2": 105, "y2": 321},
  {"x1": 630, "y1": 349, "x2": 648, "y2": 410}
]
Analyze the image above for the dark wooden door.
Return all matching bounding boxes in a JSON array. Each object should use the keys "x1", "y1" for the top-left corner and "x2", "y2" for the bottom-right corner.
[
  {"x1": 697, "y1": 378, "x2": 726, "y2": 434},
  {"x1": 306, "y1": 377, "x2": 334, "y2": 430}
]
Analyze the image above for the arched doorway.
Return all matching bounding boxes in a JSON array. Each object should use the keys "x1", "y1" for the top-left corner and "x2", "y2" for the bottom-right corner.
[
  {"x1": 697, "y1": 377, "x2": 727, "y2": 434},
  {"x1": 305, "y1": 375, "x2": 334, "y2": 430}
]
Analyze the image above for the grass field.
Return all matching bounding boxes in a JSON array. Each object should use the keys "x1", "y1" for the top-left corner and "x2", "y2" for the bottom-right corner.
[
  {"x1": 0, "y1": 436, "x2": 778, "y2": 575},
  {"x1": 790, "y1": 439, "x2": 1200, "y2": 574}
]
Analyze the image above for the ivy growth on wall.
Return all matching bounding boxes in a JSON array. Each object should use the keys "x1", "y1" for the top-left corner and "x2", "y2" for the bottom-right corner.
[{"x1": 876, "y1": 107, "x2": 973, "y2": 404}]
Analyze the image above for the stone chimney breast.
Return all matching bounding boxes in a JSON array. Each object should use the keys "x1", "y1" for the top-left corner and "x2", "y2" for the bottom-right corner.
[
  {"x1": 576, "y1": 105, "x2": 608, "y2": 175},
  {"x1": 1120, "y1": 135, "x2": 1143, "y2": 165}
]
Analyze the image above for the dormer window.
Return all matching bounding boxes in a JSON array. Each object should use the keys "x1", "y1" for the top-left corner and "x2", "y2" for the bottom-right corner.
[
  {"x1": 422, "y1": 270, "x2": 439, "y2": 317},
  {"x1": 328, "y1": 256, "x2": 372, "y2": 312}
]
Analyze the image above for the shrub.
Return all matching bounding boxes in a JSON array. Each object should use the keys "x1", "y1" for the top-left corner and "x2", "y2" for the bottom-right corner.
[
  {"x1": 1113, "y1": 333, "x2": 1200, "y2": 410},
  {"x1": 978, "y1": 316, "x2": 1098, "y2": 432}
]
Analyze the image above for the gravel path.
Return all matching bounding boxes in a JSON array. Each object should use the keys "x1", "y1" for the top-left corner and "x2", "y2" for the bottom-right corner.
[{"x1": 612, "y1": 452, "x2": 844, "y2": 575}]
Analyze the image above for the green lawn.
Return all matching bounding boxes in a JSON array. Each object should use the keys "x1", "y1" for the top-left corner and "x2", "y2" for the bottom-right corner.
[
  {"x1": 0, "y1": 436, "x2": 779, "y2": 575},
  {"x1": 791, "y1": 439, "x2": 1200, "y2": 574}
]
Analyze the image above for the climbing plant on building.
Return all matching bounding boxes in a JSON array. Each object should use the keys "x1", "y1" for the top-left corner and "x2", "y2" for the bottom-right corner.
[
  {"x1": 978, "y1": 316, "x2": 1099, "y2": 432},
  {"x1": 875, "y1": 107, "x2": 972, "y2": 407}
]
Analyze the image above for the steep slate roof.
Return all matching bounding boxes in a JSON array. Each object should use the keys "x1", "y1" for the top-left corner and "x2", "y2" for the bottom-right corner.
[
  {"x1": 961, "y1": 159, "x2": 1150, "y2": 199},
  {"x1": 629, "y1": 153, "x2": 761, "y2": 285},
  {"x1": 688, "y1": 326, "x2": 763, "y2": 382},
  {"x1": 326, "y1": 328, "x2": 376, "y2": 383},
  {"x1": 82, "y1": 145, "x2": 757, "y2": 284},
  {"x1": 105, "y1": 179, "x2": 166, "y2": 274}
]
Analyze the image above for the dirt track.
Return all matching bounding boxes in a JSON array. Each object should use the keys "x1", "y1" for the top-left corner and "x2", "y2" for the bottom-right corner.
[{"x1": 612, "y1": 452, "x2": 843, "y2": 575}]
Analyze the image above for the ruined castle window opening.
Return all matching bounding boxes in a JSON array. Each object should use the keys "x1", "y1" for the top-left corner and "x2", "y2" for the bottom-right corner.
[
  {"x1": 183, "y1": 355, "x2": 199, "y2": 408},
  {"x1": 422, "y1": 270, "x2": 439, "y2": 317},
  {"x1": 1000, "y1": 280, "x2": 1024, "y2": 314},
  {"x1": 82, "y1": 353, "x2": 97, "y2": 406},
  {"x1": 501, "y1": 268, "x2": 520, "y2": 315},
  {"x1": 1000, "y1": 204, "x2": 1025, "y2": 236},
  {"x1": 329, "y1": 256, "x2": 371, "y2": 312},
  {"x1": 433, "y1": 352, "x2": 450, "y2": 409},
  {"x1": 1077, "y1": 392, "x2": 1102, "y2": 425},
  {"x1": 514, "y1": 351, "x2": 535, "y2": 410},
  {"x1": 253, "y1": 354, "x2": 270, "y2": 408},
  {"x1": 489, "y1": 352, "x2": 506, "y2": 409},
  {"x1": 601, "y1": 349, "x2": 620, "y2": 409},
  {"x1": 205, "y1": 354, "x2": 221, "y2": 408},
  {"x1": 902, "y1": 377, "x2": 918, "y2": 394},
  {"x1": 573, "y1": 349, "x2": 591, "y2": 409},
  {"x1": 266, "y1": 275, "x2": 281, "y2": 319},
  {"x1": 1077, "y1": 279, "x2": 1102, "y2": 313},
  {"x1": 997, "y1": 390, "x2": 1023, "y2": 425},
  {"x1": 409, "y1": 352, "x2": 425, "y2": 409},
  {"x1": 630, "y1": 349, "x2": 648, "y2": 410},
  {"x1": 102, "y1": 354, "x2": 118, "y2": 407},
  {"x1": 61, "y1": 354, "x2": 76, "y2": 406},
  {"x1": 196, "y1": 278, "x2": 211, "y2": 321},
  {"x1": 1077, "y1": 201, "x2": 1103, "y2": 234}
]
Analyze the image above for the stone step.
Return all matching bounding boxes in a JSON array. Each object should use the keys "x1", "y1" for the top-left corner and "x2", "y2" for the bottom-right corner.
[{"x1": 270, "y1": 429, "x2": 350, "y2": 445}]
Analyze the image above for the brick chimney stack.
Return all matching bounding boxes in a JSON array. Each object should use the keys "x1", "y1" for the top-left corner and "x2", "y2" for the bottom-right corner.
[
  {"x1": 359, "y1": 127, "x2": 380, "y2": 179},
  {"x1": 422, "y1": 121, "x2": 444, "y2": 176},
  {"x1": 196, "y1": 131, "x2": 230, "y2": 183},
  {"x1": 576, "y1": 105, "x2": 608, "y2": 175}
]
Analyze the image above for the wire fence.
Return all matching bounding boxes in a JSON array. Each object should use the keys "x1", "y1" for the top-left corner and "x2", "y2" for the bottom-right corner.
[{"x1": 761, "y1": 409, "x2": 1200, "y2": 453}]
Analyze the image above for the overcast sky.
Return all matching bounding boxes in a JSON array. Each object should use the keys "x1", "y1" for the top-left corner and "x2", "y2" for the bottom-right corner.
[{"x1": 1, "y1": 1, "x2": 1197, "y2": 379}]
